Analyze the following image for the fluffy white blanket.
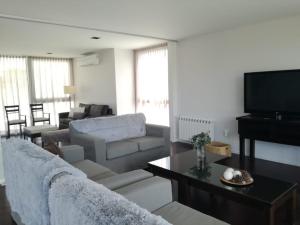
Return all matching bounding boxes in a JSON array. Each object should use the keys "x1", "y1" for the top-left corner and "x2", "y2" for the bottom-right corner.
[
  {"x1": 70, "y1": 113, "x2": 146, "y2": 142},
  {"x1": 2, "y1": 139, "x2": 86, "y2": 225},
  {"x1": 49, "y1": 174, "x2": 172, "y2": 225}
]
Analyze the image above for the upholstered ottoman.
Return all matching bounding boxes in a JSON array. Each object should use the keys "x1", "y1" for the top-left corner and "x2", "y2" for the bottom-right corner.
[{"x1": 24, "y1": 125, "x2": 58, "y2": 143}]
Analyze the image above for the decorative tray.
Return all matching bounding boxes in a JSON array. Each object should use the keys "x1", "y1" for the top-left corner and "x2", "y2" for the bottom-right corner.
[{"x1": 220, "y1": 170, "x2": 254, "y2": 186}]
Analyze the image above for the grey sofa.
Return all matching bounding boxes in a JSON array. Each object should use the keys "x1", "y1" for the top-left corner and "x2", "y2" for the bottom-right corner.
[
  {"x1": 59, "y1": 103, "x2": 113, "y2": 129},
  {"x1": 2, "y1": 140, "x2": 228, "y2": 225},
  {"x1": 69, "y1": 113, "x2": 170, "y2": 172}
]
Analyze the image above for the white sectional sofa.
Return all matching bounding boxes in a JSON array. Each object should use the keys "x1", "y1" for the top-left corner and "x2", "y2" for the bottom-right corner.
[{"x1": 2, "y1": 139, "x2": 229, "y2": 225}]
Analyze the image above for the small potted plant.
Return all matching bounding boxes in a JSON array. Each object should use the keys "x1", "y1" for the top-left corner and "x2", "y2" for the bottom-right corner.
[{"x1": 191, "y1": 132, "x2": 211, "y2": 161}]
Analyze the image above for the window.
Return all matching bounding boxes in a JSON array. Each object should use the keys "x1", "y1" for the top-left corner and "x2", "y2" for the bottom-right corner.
[
  {"x1": 135, "y1": 45, "x2": 169, "y2": 126},
  {"x1": 0, "y1": 56, "x2": 72, "y2": 134},
  {"x1": 30, "y1": 58, "x2": 72, "y2": 124},
  {"x1": 0, "y1": 56, "x2": 30, "y2": 134}
]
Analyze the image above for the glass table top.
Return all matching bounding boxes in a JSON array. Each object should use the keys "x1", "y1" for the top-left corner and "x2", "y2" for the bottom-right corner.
[{"x1": 148, "y1": 150, "x2": 297, "y2": 204}]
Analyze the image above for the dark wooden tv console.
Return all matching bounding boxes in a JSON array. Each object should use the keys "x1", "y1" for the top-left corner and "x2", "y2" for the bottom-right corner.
[{"x1": 237, "y1": 115, "x2": 300, "y2": 160}]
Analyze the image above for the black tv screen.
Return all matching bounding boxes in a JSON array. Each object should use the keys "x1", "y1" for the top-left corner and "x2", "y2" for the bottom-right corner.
[{"x1": 244, "y1": 70, "x2": 300, "y2": 115}]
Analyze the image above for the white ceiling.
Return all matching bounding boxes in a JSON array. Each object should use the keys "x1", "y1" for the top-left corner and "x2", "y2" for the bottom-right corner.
[
  {"x1": 2, "y1": 0, "x2": 300, "y2": 40},
  {"x1": 1, "y1": 0, "x2": 300, "y2": 57},
  {"x1": 0, "y1": 18, "x2": 164, "y2": 58}
]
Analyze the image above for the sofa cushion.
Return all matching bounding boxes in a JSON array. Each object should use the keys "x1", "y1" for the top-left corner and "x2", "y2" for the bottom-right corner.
[
  {"x1": 49, "y1": 175, "x2": 171, "y2": 225},
  {"x1": 72, "y1": 112, "x2": 85, "y2": 119},
  {"x1": 129, "y1": 136, "x2": 165, "y2": 151},
  {"x1": 89, "y1": 104, "x2": 103, "y2": 117},
  {"x1": 72, "y1": 160, "x2": 116, "y2": 181},
  {"x1": 96, "y1": 169, "x2": 153, "y2": 190},
  {"x1": 154, "y1": 201, "x2": 229, "y2": 225},
  {"x1": 79, "y1": 103, "x2": 92, "y2": 114},
  {"x1": 107, "y1": 140, "x2": 139, "y2": 160},
  {"x1": 69, "y1": 107, "x2": 85, "y2": 118},
  {"x1": 115, "y1": 176, "x2": 172, "y2": 212},
  {"x1": 70, "y1": 113, "x2": 146, "y2": 142},
  {"x1": 89, "y1": 104, "x2": 108, "y2": 117}
]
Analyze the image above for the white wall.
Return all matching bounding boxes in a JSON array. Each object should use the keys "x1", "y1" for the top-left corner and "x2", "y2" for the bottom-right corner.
[
  {"x1": 0, "y1": 143, "x2": 4, "y2": 184},
  {"x1": 73, "y1": 49, "x2": 117, "y2": 113},
  {"x1": 176, "y1": 15, "x2": 300, "y2": 166},
  {"x1": 168, "y1": 42, "x2": 178, "y2": 141},
  {"x1": 114, "y1": 49, "x2": 135, "y2": 115}
]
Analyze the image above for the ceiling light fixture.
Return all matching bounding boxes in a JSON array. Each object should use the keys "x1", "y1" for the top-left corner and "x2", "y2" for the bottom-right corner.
[{"x1": 91, "y1": 36, "x2": 100, "y2": 40}]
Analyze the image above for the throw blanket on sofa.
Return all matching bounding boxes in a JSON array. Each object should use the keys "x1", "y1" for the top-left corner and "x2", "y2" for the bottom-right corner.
[
  {"x1": 2, "y1": 139, "x2": 86, "y2": 225},
  {"x1": 70, "y1": 113, "x2": 146, "y2": 142},
  {"x1": 49, "y1": 174, "x2": 171, "y2": 225}
]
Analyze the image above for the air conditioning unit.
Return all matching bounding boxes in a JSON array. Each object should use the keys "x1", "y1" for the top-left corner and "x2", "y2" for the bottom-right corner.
[{"x1": 78, "y1": 54, "x2": 101, "y2": 67}]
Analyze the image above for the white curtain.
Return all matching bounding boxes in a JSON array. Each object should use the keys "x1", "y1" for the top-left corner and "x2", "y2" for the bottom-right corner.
[
  {"x1": 0, "y1": 56, "x2": 72, "y2": 135},
  {"x1": 0, "y1": 56, "x2": 30, "y2": 134},
  {"x1": 30, "y1": 57, "x2": 72, "y2": 125},
  {"x1": 135, "y1": 45, "x2": 169, "y2": 126}
]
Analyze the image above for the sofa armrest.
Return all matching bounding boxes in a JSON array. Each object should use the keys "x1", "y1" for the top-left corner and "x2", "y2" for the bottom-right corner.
[
  {"x1": 146, "y1": 124, "x2": 169, "y2": 137},
  {"x1": 70, "y1": 133, "x2": 106, "y2": 163},
  {"x1": 107, "y1": 108, "x2": 113, "y2": 115},
  {"x1": 115, "y1": 176, "x2": 172, "y2": 212},
  {"x1": 146, "y1": 124, "x2": 170, "y2": 146},
  {"x1": 59, "y1": 112, "x2": 69, "y2": 119},
  {"x1": 41, "y1": 129, "x2": 70, "y2": 145},
  {"x1": 61, "y1": 145, "x2": 84, "y2": 163}
]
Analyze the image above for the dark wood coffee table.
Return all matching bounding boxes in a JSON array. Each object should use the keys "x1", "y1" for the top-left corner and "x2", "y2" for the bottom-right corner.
[{"x1": 148, "y1": 150, "x2": 298, "y2": 225}]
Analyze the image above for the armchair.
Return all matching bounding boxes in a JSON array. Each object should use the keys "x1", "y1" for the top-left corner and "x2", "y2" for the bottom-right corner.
[
  {"x1": 4, "y1": 105, "x2": 27, "y2": 138},
  {"x1": 30, "y1": 103, "x2": 50, "y2": 126}
]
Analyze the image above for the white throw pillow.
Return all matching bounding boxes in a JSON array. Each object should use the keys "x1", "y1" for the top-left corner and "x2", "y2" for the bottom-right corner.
[{"x1": 69, "y1": 107, "x2": 85, "y2": 118}]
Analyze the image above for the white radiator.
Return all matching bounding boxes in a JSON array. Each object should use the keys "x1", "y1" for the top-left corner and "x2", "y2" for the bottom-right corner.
[{"x1": 178, "y1": 116, "x2": 214, "y2": 142}]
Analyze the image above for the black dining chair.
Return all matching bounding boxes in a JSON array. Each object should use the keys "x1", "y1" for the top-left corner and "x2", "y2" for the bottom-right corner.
[
  {"x1": 30, "y1": 103, "x2": 50, "y2": 126},
  {"x1": 4, "y1": 105, "x2": 27, "y2": 138}
]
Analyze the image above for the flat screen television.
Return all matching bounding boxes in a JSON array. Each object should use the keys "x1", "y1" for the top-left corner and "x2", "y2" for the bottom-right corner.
[{"x1": 244, "y1": 70, "x2": 300, "y2": 116}]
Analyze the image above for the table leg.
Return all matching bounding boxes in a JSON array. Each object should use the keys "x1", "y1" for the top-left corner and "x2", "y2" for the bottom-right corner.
[
  {"x1": 287, "y1": 189, "x2": 297, "y2": 225},
  {"x1": 265, "y1": 207, "x2": 275, "y2": 225},
  {"x1": 249, "y1": 139, "x2": 255, "y2": 160},
  {"x1": 239, "y1": 136, "x2": 245, "y2": 160},
  {"x1": 292, "y1": 190, "x2": 297, "y2": 224},
  {"x1": 7, "y1": 125, "x2": 10, "y2": 139},
  {"x1": 19, "y1": 125, "x2": 22, "y2": 138},
  {"x1": 178, "y1": 178, "x2": 190, "y2": 206},
  {"x1": 239, "y1": 136, "x2": 246, "y2": 169}
]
